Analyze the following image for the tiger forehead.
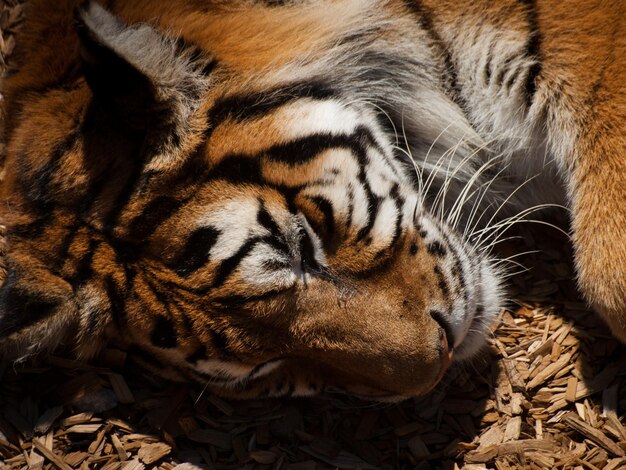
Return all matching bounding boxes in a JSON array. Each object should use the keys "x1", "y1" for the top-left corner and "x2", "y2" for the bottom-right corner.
[{"x1": 112, "y1": 0, "x2": 405, "y2": 71}]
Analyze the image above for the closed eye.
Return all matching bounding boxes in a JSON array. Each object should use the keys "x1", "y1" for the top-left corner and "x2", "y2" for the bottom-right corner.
[{"x1": 299, "y1": 228, "x2": 323, "y2": 273}]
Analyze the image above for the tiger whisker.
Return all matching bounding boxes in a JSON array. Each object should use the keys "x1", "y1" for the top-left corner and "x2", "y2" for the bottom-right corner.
[
  {"x1": 474, "y1": 207, "x2": 570, "y2": 254},
  {"x1": 429, "y1": 135, "x2": 470, "y2": 219},
  {"x1": 446, "y1": 152, "x2": 508, "y2": 231},
  {"x1": 468, "y1": 174, "x2": 546, "y2": 247},
  {"x1": 490, "y1": 250, "x2": 541, "y2": 267}
]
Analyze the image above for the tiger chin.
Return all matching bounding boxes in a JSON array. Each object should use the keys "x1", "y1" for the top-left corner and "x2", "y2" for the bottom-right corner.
[{"x1": 0, "y1": 0, "x2": 623, "y2": 401}]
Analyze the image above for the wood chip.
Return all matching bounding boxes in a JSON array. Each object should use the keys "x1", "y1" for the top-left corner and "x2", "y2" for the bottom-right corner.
[
  {"x1": 249, "y1": 450, "x2": 277, "y2": 465},
  {"x1": 33, "y1": 406, "x2": 64, "y2": 435},
  {"x1": 32, "y1": 439, "x2": 72, "y2": 470},
  {"x1": 527, "y1": 352, "x2": 572, "y2": 389},
  {"x1": 137, "y1": 442, "x2": 172, "y2": 465},
  {"x1": 121, "y1": 459, "x2": 145, "y2": 470},
  {"x1": 108, "y1": 373, "x2": 135, "y2": 404},
  {"x1": 562, "y1": 413, "x2": 625, "y2": 457},
  {"x1": 503, "y1": 416, "x2": 522, "y2": 442},
  {"x1": 566, "y1": 376, "x2": 578, "y2": 403},
  {"x1": 111, "y1": 434, "x2": 129, "y2": 462},
  {"x1": 61, "y1": 413, "x2": 95, "y2": 427},
  {"x1": 477, "y1": 425, "x2": 504, "y2": 450},
  {"x1": 503, "y1": 359, "x2": 526, "y2": 392},
  {"x1": 65, "y1": 424, "x2": 102, "y2": 434}
]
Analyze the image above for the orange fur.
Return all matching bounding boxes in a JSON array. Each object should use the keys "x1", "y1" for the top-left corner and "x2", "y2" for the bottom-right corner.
[{"x1": 1, "y1": 0, "x2": 624, "y2": 401}]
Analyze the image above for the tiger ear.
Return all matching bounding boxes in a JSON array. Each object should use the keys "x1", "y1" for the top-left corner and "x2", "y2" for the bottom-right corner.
[
  {"x1": 74, "y1": 1, "x2": 214, "y2": 169},
  {"x1": 74, "y1": 2, "x2": 158, "y2": 130}
]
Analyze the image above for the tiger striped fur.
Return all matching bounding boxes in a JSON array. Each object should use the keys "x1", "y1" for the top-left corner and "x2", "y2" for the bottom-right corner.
[{"x1": 0, "y1": 0, "x2": 623, "y2": 400}]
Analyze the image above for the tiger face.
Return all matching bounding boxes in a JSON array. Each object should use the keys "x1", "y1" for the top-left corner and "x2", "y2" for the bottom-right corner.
[{"x1": 0, "y1": 0, "x2": 503, "y2": 399}]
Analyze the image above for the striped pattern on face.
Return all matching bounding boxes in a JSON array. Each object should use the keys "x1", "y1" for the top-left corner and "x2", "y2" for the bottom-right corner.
[{"x1": 0, "y1": 0, "x2": 506, "y2": 399}]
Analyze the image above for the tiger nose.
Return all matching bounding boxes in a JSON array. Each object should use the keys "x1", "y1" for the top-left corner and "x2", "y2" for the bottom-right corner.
[
  {"x1": 440, "y1": 326, "x2": 453, "y2": 364},
  {"x1": 430, "y1": 309, "x2": 456, "y2": 353},
  {"x1": 410, "y1": 326, "x2": 453, "y2": 397},
  {"x1": 421, "y1": 315, "x2": 454, "y2": 395}
]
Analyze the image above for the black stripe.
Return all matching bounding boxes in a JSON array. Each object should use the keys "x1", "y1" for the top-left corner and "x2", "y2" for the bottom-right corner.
[
  {"x1": 445, "y1": 237, "x2": 469, "y2": 305},
  {"x1": 433, "y1": 265, "x2": 451, "y2": 301},
  {"x1": 150, "y1": 315, "x2": 178, "y2": 349},
  {"x1": 172, "y1": 39, "x2": 218, "y2": 79},
  {"x1": 55, "y1": 163, "x2": 113, "y2": 272},
  {"x1": 256, "y1": 204, "x2": 290, "y2": 253},
  {"x1": 186, "y1": 346, "x2": 208, "y2": 363},
  {"x1": 141, "y1": 272, "x2": 178, "y2": 324},
  {"x1": 8, "y1": 214, "x2": 55, "y2": 239},
  {"x1": 207, "y1": 81, "x2": 335, "y2": 127},
  {"x1": 427, "y1": 240, "x2": 447, "y2": 257},
  {"x1": 208, "y1": 326, "x2": 239, "y2": 360},
  {"x1": 346, "y1": 185, "x2": 355, "y2": 229},
  {"x1": 404, "y1": 0, "x2": 466, "y2": 112},
  {"x1": 354, "y1": 195, "x2": 380, "y2": 243},
  {"x1": 169, "y1": 226, "x2": 220, "y2": 277},
  {"x1": 105, "y1": 275, "x2": 127, "y2": 330},
  {"x1": 71, "y1": 238, "x2": 101, "y2": 286},
  {"x1": 388, "y1": 184, "x2": 405, "y2": 251},
  {"x1": 212, "y1": 238, "x2": 262, "y2": 288},
  {"x1": 305, "y1": 195, "x2": 336, "y2": 236},
  {"x1": 495, "y1": 55, "x2": 516, "y2": 89},
  {"x1": 505, "y1": 64, "x2": 524, "y2": 92},
  {"x1": 209, "y1": 156, "x2": 263, "y2": 184},
  {"x1": 259, "y1": 0, "x2": 291, "y2": 6},
  {"x1": 24, "y1": 130, "x2": 80, "y2": 211},
  {"x1": 128, "y1": 196, "x2": 183, "y2": 240},
  {"x1": 299, "y1": 229, "x2": 323, "y2": 274},
  {"x1": 484, "y1": 41, "x2": 496, "y2": 85},
  {"x1": 520, "y1": 0, "x2": 542, "y2": 104},
  {"x1": 0, "y1": 273, "x2": 59, "y2": 338},
  {"x1": 211, "y1": 125, "x2": 379, "y2": 174},
  {"x1": 351, "y1": 131, "x2": 378, "y2": 242},
  {"x1": 263, "y1": 131, "x2": 364, "y2": 165},
  {"x1": 200, "y1": 58, "x2": 218, "y2": 76}
]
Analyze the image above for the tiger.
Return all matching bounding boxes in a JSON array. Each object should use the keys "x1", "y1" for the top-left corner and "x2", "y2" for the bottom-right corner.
[{"x1": 0, "y1": 0, "x2": 623, "y2": 401}]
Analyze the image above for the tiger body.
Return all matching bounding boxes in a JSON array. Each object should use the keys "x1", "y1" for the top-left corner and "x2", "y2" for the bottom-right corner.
[{"x1": 0, "y1": 0, "x2": 624, "y2": 399}]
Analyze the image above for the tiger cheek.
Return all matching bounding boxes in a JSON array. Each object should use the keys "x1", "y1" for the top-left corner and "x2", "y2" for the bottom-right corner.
[{"x1": 282, "y1": 269, "x2": 449, "y2": 397}]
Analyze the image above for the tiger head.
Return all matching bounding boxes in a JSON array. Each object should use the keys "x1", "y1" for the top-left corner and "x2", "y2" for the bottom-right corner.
[{"x1": 0, "y1": 1, "x2": 503, "y2": 400}]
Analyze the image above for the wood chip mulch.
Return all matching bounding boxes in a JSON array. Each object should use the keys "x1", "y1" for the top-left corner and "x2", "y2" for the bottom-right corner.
[{"x1": 1, "y1": 2, "x2": 625, "y2": 468}]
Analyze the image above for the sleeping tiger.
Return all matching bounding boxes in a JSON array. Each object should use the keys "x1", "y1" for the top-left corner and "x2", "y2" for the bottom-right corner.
[{"x1": 0, "y1": 0, "x2": 623, "y2": 400}]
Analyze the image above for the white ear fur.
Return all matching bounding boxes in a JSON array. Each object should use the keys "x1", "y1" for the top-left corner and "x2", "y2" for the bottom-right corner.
[
  {"x1": 79, "y1": 2, "x2": 209, "y2": 93},
  {"x1": 77, "y1": 1, "x2": 215, "y2": 171}
]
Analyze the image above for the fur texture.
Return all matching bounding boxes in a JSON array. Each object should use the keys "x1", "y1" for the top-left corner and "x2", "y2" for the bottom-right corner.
[{"x1": 0, "y1": 0, "x2": 623, "y2": 399}]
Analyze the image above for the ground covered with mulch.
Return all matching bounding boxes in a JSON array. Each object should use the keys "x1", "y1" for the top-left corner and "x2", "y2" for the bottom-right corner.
[{"x1": 1, "y1": 1, "x2": 625, "y2": 469}]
